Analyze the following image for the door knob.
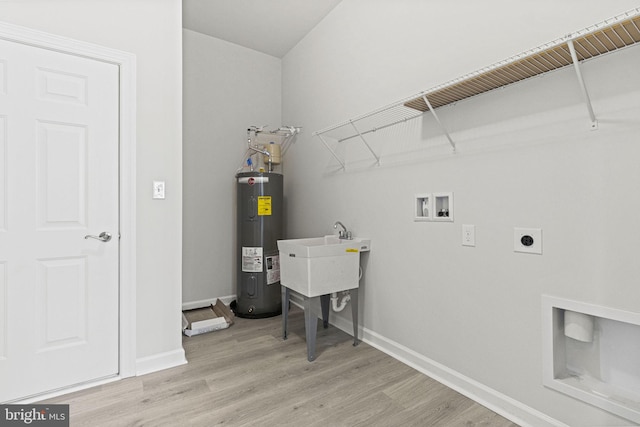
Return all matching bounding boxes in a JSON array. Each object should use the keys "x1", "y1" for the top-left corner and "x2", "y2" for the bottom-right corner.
[{"x1": 84, "y1": 232, "x2": 112, "y2": 242}]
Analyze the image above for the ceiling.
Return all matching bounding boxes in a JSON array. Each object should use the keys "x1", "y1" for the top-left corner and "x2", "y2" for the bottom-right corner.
[{"x1": 182, "y1": 0, "x2": 343, "y2": 58}]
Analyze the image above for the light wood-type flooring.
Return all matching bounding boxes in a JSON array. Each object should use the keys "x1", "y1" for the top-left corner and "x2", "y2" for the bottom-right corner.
[{"x1": 44, "y1": 306, "x2": 519, "y2": 426}]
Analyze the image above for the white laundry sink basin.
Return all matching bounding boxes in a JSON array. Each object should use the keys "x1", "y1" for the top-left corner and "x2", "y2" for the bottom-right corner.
[{"x1": 278, "y1": 235, "x2": 370, "y2": 297}]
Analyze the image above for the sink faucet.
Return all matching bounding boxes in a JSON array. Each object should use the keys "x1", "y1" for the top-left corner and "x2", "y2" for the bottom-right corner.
[{"x1": 334, "y1": 221, "x2": 352, "y2": 240}]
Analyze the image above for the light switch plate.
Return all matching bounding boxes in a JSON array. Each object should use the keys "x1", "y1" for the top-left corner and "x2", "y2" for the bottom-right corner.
[
  {"x1": 153, "y1": 181, "x2": 165, "y2": 199},
  {"x1": 514, "y1": 227, "x2": 542, "y2": 254}
]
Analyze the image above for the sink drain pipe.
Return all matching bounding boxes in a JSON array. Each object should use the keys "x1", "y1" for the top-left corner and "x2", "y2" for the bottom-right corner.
[
  {"x1": 331, "y1": 266, "x2": 363, "y2": 312},
  {"x1": 331, "y1": 291, "x2": 351, "y2": 312}
]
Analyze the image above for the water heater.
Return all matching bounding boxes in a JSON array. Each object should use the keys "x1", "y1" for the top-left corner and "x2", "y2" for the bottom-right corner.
[{"x1": 235, "y1": 171, "x2": 283, "y2": 318}]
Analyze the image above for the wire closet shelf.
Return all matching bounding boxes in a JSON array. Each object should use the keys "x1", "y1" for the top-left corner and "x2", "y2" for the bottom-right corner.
[{"x1": 313, "y1": 8, "x2": 640, "y2": 169}]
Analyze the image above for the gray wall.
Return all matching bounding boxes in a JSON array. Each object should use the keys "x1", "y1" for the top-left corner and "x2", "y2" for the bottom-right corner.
[
  {"x1": 182, "y1": 29, "x2": 281, "y2": 306},
  {"x1": 281, "y1": 1, "x2": 640, "y2": 426},
  {"x1": 0, "y1": 0, "x2": 184, "y2": 366}
]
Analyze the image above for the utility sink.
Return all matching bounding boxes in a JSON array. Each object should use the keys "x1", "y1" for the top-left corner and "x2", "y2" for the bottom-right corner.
[{"x1": 278, "y1": 235, "x2": 370, "y2": 297}]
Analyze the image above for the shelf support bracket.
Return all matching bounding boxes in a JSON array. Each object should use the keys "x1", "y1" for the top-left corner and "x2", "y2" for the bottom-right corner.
[
  {"x1": 567, "y1": 39, "x2": 598, "y2": 130},
  {"x1": 422, "y1": 95, "x2": 456, "y2": 151},
  {"x1": 350, "y1": 120, "x2": 381, "y2": 165},
  {"x1": 316, "y1": 133, "x2": 346, "y2": 170}
]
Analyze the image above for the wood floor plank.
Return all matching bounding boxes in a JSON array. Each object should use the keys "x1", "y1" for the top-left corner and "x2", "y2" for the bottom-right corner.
[{"x1": 41, "y1": 306, "x2": 519, "y2": 426}]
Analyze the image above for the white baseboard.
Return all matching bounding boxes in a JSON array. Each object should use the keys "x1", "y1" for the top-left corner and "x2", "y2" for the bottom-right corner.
[
  {"x1": 182, "y1": 295, "x2": 236, "y2": 310},
  {"x1": 18, "y1": 376, "x2": 121, "y2": 404},
  {"x1": 329, "y1": 314, "x2": 568, "y2": 427},
  {"x1": 136, "y1": 348, "x2": 187, "y2": 376}
]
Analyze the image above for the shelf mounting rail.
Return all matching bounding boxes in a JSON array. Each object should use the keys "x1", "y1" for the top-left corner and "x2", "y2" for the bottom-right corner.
[{"x1": 313, "y1": 7, "x2": 640, "y2": 169}]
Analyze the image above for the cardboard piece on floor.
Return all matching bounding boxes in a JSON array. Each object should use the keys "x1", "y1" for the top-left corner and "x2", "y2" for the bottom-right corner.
[{"x1": 182, "y1": 300, "x2": 235, "y2": 336}]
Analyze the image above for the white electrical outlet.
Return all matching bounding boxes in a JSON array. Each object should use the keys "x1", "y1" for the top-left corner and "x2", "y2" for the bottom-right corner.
[
  {"x1": 514, "y1": 227, "x2": 542, "y2": 254},
  {"x1": 462, "y1": 224, "x2": 475, "y2": 247},
  {"x1": 153, "y1": 181, "x2": 165, "y2": 199}
]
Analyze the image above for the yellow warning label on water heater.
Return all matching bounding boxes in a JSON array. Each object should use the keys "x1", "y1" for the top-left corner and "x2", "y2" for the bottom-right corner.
[
  {"x1": 257, "y1": 196, "x2": 272, "y2": 216},
  {"x1": 345, "y1": 248, "x2": 359, "y2": 253}
]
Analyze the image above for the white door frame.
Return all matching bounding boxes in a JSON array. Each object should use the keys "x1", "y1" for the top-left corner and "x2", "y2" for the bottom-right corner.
[{"x1": 0, "y1": 21, "x2": 137, "y2": 379}]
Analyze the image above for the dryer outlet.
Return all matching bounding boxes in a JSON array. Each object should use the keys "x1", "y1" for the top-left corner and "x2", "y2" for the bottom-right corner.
[{"x1": 514, "y1": 227, "x2": 542, "y2": 254}]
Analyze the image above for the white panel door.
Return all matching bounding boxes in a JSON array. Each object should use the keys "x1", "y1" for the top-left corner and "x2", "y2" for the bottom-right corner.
[{"x1": 0, "y1": 37, "x2": 119, "y2": 402}]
